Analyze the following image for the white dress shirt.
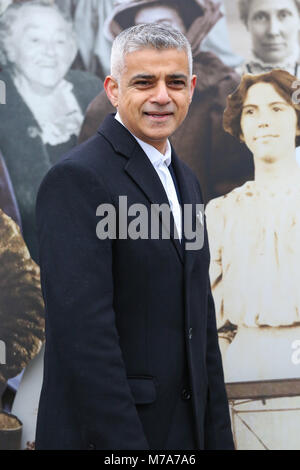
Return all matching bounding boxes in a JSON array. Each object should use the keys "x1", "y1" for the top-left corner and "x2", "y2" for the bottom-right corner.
[{"x1": 115, "y1": 112, "x2": 182, "y2": 240}]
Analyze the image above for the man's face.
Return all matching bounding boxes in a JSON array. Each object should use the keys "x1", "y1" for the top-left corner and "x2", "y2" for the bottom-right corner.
[
  {"x1": 105, "y1": 48, "x2": 196, "y2": 153},
  {"x1": 6, "y1": 6, "x2": 76, "y2": 90},
  {"x1": 247, "y1": 0, "x2": 300, "y2": 64},
  {"x1": 240, "y1": 82, "x2": 300, "y2": 162},
  {"x1": 134, "y1": 4, "x2": 187, "y2": 33}
]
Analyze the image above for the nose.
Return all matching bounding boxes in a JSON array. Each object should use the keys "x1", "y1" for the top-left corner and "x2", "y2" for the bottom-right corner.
[
  {"x1": 267, "y1": 16, "x2": 281, "y2": 36},
  {"x1": 257, "y1": 112, "x2": 270, "y2": 128},
  {"x1": 150, "y1": 81, "x2": 171, "y2": 105},
  {"x1": 44, "y1": 41, "x2": 56, "y2": 57}
]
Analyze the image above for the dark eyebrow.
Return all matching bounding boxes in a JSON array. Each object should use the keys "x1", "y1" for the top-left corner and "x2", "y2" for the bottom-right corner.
[
  {"x1": 168, "y1": 74, "x2": 188, "y2": 80},
  {"x1": 269, "y1": 101, "x2": 289, "y2": 106},
  {"x1": 242, "y1": 104, "x2": 258, "y2": 110},
  {"x1": 251, "y1": 9, "x2": 268, "y2": 16},
  {"x1": 129, "y1": 73, "x2": 188, "y2": 84},
  {"x1": 243, "y1": 101, "x2": 289, "y2": 109},
  {"x1": 129, "y1": 74, "x2": 155, "y2": 83}
]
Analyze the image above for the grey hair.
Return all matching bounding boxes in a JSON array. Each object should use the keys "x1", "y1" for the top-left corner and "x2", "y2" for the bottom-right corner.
[
  {"x1": 110, "y1": 23, "x2": 193, "y2": 82},
  {"x1": 0, "y1": 0, "x2": 77, "y2": 67},
  {"x1": 239, "y1": 0, "x2": 300, "y2": 25}
]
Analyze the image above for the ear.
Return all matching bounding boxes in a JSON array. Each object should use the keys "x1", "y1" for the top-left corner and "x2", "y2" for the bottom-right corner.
[
  {"x1": 104, "y1": 76, "x2": 119, "y2": 108},
  {"x1": 189, "y1": 75, "x2": 197, "y2": 103}
]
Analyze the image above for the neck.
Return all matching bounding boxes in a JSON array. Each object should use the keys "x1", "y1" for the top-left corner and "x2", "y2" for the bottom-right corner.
[
  {"x1": 253, "y1": 47, "x2": 299, "y2": 66},
  {"x1": 115, "y1": 111, "x2": 168, "y2": 155},
  {"x1": 152, "y1": 140, "x2": 167, "y2": 155},
  {"x1": 254, "y1": 151, "x2": 300, "y2": 188}
]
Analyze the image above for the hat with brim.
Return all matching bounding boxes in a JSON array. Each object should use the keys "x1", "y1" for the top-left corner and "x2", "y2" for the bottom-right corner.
[{"x1": 104, "y1": 0, "x2": 205, "y2": 42}]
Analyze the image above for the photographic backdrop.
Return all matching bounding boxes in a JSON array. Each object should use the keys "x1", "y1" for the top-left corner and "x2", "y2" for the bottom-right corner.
[{"x1": 1, "y1": 0, "x2": 300, "y2": 450}]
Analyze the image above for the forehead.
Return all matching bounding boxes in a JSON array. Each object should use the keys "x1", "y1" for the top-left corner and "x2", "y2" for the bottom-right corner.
[
  {"x1": 11, "y1": 6, "x2": 68, "y2": 33},
  {"x1": 122, "y1": 47, "x2": 189, "y2": 77},
  {"x1": 244, "y1": 82, "x2": 289, "y2": 105},
  {"x1": 249, "y1": 0, "x2": 299, "y2": 15}
]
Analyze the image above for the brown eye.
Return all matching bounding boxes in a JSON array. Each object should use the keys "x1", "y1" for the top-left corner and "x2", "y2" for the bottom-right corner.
[
  {"x1": 278, "y1": 10, "x2": 292, "y2": 20},
  {"x1": 135, "y1": 81, "x2": 151, "y2": 87},
  {"x1": 169, "y1": 80, "x2": 185, "y2": 88}
]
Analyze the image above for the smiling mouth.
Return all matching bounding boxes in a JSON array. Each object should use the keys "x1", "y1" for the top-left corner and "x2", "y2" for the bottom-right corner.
[
  {"x1": 144, "y1": 112, "x2": 174, "y2": 121},
  {"x1": 254, "y1": 134, "x2": 279, "y2": 141},
  {"x1": 262, "y1": 43, "x2": 285, "y2": 49},
  {"x1": 38, "y1": 64, "x2": 57, "y2": 68},
  {"x1": 144, "y1": 112, "x2": 173, "y2": 116}
]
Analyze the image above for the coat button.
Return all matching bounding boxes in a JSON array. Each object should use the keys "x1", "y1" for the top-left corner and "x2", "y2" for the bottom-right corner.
[
  {"x1": 182, "y1": 389, "x2": 192, "y2": 401},
  {"x1": 88, "y1": 443, "x2": 96, "y2": 450},
  {"x1": 188, "y1": 328, "x2": 193, "y2": 340}
]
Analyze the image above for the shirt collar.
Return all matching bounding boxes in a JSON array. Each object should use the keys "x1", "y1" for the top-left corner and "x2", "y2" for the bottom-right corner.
[
  {"x1": 115, "y1": 112, "x2": 172, "y2": 168},
  {"x1": 249, "y1": 48, "x2": 300, "y2": 72}
]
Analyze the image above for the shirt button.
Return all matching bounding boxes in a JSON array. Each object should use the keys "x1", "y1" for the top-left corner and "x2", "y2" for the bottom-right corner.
[
  {"x1": 182, "y1": 389, "x2": 192, "y2": 401},
  {"x1": 188, "y1": 328, "x2": 193, "y2": 340}
]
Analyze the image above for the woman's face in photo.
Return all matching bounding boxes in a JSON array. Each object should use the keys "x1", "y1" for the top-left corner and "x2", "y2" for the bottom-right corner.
[
  {"x1": 134, "y1": 4, "x2": 187, "y2": 33},
  {"x1": 240, "y1": 82, "x2": 300, "y2": 161},
  {"x1": 6, "y1": 6, "x2": 76, "y2": 90},
  {"x1": 247, "y1": 0, "x2": 300, "y2": 64}
]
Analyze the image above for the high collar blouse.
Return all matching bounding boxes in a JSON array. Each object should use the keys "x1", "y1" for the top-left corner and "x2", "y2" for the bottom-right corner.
[{"x1": 206, "y1": 181, "x2": 300, "y2": 329}]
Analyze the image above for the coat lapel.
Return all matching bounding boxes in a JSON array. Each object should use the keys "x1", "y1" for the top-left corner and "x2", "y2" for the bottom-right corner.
[
  {"x1": 98, "y1": 115, "x2": 184, "y2": 263},
  {"x1": 171, "y1": 147, "x2": 204, "y2": 274}
]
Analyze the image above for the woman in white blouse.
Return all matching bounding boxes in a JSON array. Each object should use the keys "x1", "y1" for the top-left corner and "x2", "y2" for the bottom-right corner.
[
  {"x1": 206, "y1": 69, "x2": 300, "y2": 384},
  {"x1": 206, "y1": 69, "x2": 300, "y2": 449}
]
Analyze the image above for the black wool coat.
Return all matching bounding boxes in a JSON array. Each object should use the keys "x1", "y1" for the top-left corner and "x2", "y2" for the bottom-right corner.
[{"x1": 35, "y1": 114, "x2": 234, "y2": 450}]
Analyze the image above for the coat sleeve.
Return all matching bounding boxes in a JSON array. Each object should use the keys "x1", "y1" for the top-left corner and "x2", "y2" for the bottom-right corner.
[{"x1": 36, "y1": 161, "x2": 149, "y2": 450}]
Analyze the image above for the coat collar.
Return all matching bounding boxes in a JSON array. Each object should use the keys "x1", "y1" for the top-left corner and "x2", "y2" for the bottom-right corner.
[{"x1": 98, "y1": 114, "x2": 197, "y2": 264}]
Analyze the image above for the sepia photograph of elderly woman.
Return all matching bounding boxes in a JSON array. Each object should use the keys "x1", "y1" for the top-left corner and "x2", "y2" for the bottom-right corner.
[
  {"x1": 0, "y1": 0, "x2": 102, "y2": 262},
  {"x1": 206, "y1": 69, "x2": 300, "y2": 449}
]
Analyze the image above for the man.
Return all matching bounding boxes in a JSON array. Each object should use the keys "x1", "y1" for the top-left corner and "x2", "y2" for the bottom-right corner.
[
  {"x1": 238, "y1": 0, "x2": 300, "y2": 76},
  {"x1": 78, "y1": 0, "x2": 253, "y2": 203},
  {"x1": 35, "y1": 24, "x2": 234, "y2": 450}
]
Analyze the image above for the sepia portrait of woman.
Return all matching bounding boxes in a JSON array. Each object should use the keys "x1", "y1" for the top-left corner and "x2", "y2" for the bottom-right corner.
[
  {"x1": 0, "y1": 0, "x2": 102, "y2": 262},
  {"x1": 206, "y1": 69, "x2": 300, "y2": 449},
  {"x1": 236, "y1": 0, "x2": 300, "y2": 76}
]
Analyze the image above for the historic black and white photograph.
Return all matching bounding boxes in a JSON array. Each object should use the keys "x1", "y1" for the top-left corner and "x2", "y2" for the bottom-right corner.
[{"x1": 1, "y1": 0, "x2": 300, "y2": 451}]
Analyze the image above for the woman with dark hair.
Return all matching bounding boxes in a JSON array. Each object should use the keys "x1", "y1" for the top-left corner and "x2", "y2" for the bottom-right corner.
[{"x1": 206, "y1": 69, "x2": 300, "y2": 449}]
